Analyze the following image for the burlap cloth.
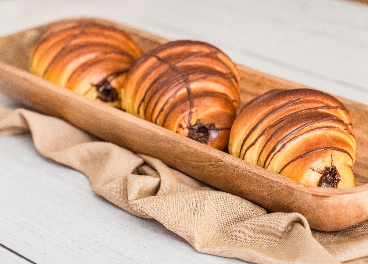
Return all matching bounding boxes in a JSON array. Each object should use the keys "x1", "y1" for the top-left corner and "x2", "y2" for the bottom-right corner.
[{"x1": 1, "y1": 107, "x2": 368, "y2": 264}]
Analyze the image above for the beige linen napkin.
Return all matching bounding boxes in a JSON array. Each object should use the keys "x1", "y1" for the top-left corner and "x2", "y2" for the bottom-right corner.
[{"x1": 1, "y1": 107, "x2": 368, "y2": 264}]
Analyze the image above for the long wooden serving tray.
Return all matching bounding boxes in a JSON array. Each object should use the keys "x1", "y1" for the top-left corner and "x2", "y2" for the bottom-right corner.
[{"x1": 1, "y1": 18, "x2": 368, "y2": 232}]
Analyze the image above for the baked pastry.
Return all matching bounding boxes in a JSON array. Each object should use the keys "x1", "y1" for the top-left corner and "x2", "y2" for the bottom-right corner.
[
  {"x1": 229, "y1": 88, "x2": 356, "y2": 188},
  {"x1": 121, "y1": 40, "x2": 241, "y2": 150},
  {"x1": 29, "y1": 19, "x2": 142, "y2": 108}
]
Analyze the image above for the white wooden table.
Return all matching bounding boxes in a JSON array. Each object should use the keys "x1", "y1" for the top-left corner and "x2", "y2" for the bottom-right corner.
[{"x1": 1, "y1": 0, "x2": 368, "y2": 263}]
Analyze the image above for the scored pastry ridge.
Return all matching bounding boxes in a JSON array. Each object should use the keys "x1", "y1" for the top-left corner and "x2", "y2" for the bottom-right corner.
[
  {"x1": 122, "y1": 40, "x2": 241, "y2": 150},
  {"x1": 229, "y1": 88, "x2": 356, "y2": 188},
  {"x1": 29, "y1": 19, "x2": 143, "y2": 108}
]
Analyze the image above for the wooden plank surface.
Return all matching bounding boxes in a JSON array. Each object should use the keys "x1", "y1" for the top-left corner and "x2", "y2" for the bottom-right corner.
[
  {"x1": 0, "y1": 112, "x2": 243, "y2": 264},
  {"x1": 1, "y1": 0, "x2": 368, "y2": 263}
]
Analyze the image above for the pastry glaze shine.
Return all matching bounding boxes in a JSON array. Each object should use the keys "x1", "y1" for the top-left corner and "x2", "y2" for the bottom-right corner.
[
  {"x1": 229, "y1": 88, "x2": 356, "y2": 188},
  {"x1": 121, "y1": 40, "x2": 241, "y2": 150},
  {"x1": 29, "y1": 19, "x2": 142, "y2": 108}
]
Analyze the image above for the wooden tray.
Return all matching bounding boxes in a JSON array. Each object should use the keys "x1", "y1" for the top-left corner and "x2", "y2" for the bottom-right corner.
[{"x1": 1, "y1": 18, "x2": 368, "y2": 232}]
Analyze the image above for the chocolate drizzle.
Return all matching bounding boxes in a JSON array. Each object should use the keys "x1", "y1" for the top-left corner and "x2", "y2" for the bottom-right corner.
[
  {"x1": 127, "y1": 40, "x2": 240, "y2": 149},
  {"x1": 240, "y1": 98, "x2": 302, "y2": 159},
  {"x1": 261, "y1": 113, "x2": 343, "y2": 168},
  {"x1": 240, "y1": 102, "x2": 351, "y2": 160},
  {"x1": 148, "y1": 54, "x2": 195, "y2": 125},
  {"x1": 42, "y1": 24, "x2": 92, "y2": 77},
  {"x1": 31, "y1": 20, "x2": 142, "y2": 105},
  {"x1": 231, "y1": 88, "x2": 356, "y2": 187},
  {"x1": 278, "y1": 147, "x2": 353, "y2": 174},
  {"x1": 138, "y1": 51, "x2": 235, "y2": 119}
]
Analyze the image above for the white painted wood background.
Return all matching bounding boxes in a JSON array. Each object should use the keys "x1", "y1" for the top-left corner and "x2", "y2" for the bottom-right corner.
[{"x1": 0, "y1": 0, "x2": 368, "y2": 263}]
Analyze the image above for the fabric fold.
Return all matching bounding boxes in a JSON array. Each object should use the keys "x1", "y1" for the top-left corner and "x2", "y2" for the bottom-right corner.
[{"x1": 1, "y1": 107, "x2": 366, "y2": 263}]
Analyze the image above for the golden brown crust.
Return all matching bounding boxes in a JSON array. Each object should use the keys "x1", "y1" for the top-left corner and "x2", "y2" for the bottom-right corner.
[
  {"x1": 121, "y1": 40, "x2": 241, "y2": 150},
  {"x1": 229, "y1": 88, "x2": 356, "y2": 188},
  {"x1": 29, "y1": 19, "x2": 143, "y2": 108}
]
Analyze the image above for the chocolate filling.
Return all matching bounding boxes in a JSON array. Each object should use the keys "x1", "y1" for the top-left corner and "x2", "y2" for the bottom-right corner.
[
  {"x1": 92, "y1": 69, "x2": 129, "y2": 102},
  {"x1": 95, "y1": 79, "x2": 119, "y2": 102},
  {"x1": 187, "y1": 122, "x2": 218, "y2": 144},
  {"x1": 316, "y1": 165, "x2": 341, "y2": 188}
]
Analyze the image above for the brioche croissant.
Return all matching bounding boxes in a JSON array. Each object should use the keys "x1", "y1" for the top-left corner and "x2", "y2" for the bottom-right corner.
[
  {"x1": 121, "y1": 40, "x2": 241, "y2": 150},
  {"x1": 229, "y1": 88, "x2": 356, "y2": 188},
  {"x1": 29, "y1": 19, "x2": 142, "y2": 108}
]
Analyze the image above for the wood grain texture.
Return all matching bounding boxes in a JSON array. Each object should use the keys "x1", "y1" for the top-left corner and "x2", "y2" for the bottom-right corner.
[{"x1": 1, "y1": 18, "x2": 368, "y2": 232}]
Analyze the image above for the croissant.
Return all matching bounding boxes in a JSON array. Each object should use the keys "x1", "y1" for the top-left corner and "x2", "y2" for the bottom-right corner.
[
  {"x1": 229, "y1": 88, "x2": 356, "y2": 188},
  {"x1": 121, "y1": 40, "x2": 241, "y2": 150},
  {"x1": 29, "y1": 19, "x2": 142, "y2": 108}
]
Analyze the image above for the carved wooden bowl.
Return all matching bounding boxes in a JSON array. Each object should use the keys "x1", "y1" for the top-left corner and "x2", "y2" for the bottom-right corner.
[{"x1": 1, "y1": 18, "x2": 368, "y2": 231}]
